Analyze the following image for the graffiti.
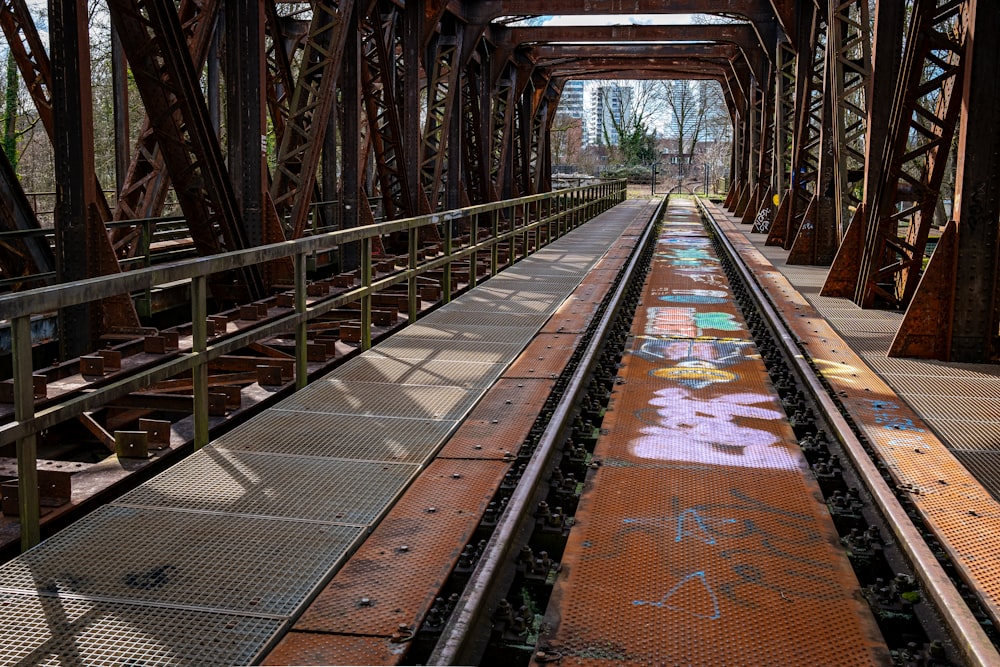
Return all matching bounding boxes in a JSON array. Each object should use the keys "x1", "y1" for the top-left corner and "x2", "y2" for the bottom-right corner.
[
  {"x1": 623, "y1": 491, "x2": 844, "y2": 619},
  {"x1": 676, "y1": 268, "x2": 729, "y2": 287},
  {"x1": 631, "y1": 386, "x2": 799, "y2": 470},
  {"x1": 866, "y1": 400, "x2": 925, "y2": 432},
  {"x1": 634, "y1": 570, "x2": 721, "y2": 620},
  {"x1": 752, "y1": 206, "x2": 771, "y2": 233},
  {"x1": 644, "y1": 307, "x2": 744, "y2": 338},
  {"x1": 634, "y1": 339, "x2": 758, "y2": 389}
]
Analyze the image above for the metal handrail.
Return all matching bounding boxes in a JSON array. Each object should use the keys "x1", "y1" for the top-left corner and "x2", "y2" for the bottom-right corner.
[{"x1": 2, "y1": 180, "x2": 627, "y2": 549}]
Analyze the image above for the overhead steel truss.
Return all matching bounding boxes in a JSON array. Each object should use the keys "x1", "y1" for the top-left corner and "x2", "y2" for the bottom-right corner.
[{"x1": 0, "y1": 0, "x2": 998, "y2": 363}]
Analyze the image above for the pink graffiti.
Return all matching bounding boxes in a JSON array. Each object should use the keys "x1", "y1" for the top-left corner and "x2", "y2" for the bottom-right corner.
[
  {"x1": 646, "y1": 307, "x2": 698, "y2": 337},
  {"x1": 631, "y1": 387, "x2": 800, "y2": 470}
]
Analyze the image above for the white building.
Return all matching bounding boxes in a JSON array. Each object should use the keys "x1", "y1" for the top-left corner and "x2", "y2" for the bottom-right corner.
[{"x1": 593, "y1": 85, "x2": 633, "y2": 147}]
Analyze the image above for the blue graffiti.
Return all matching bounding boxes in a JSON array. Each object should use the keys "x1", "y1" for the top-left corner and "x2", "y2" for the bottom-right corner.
[
  {"x1": 634, "y1": 571, "x2": 721, "y2": 620},
  {"x1": 658, "y1": 295, "x2": 728, "y2": 304}
]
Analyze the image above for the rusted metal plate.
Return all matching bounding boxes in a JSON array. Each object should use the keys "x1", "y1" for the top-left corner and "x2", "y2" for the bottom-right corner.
[
  {"x1": 437, "y1": 379, "x2": 556, "y2": 460},
  {"x1": 292, "y1": 459, "x2": 510, "y2": 638},
  {"x1": 504, "y1": 333, "x2": 581, "y2": 379},
  {"x1": 536, "y1": 468, "x2": 888, "y2": 666},
  {"x1": 263, "y1": 633, "x2": 404, "y2": 666}
]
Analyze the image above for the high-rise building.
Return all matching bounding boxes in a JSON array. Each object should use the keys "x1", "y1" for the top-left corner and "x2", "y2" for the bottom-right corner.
[
  {"x1": 558, "y1": 80, "x2": 588, "y2": 146},
  {"x1": 594, "y1": 85, "x2": 633, "y2": 147}
]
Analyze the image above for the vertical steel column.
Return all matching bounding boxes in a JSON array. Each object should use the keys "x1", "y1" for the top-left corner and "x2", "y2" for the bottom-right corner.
[
  {"x1": 341, "y1": 7, "x2": 361, "y2": 272},
  {"x1": 225, "y1": 0, "x2": 264, "y2": 247},
  {"x1": 111, "y1": 23, "x2": 129, "y2": 195},
  {"x1": 361, "y1": 237, "x2": 372, "y2": 350},
  {"x1": 49, "y1": 0, "x2": 97, "y2": 358},
  {"x1": 947, "y1": 0, "x2": 1000, "y2": 361}
]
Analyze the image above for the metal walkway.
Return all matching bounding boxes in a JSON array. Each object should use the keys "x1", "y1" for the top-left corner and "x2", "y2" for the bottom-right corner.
[
  {"x1": 0, "y1": 201, "x2": 654, "y2": 666},
  {"x1": 533, "y1": 198, "x2": 890, "y2": 665}
]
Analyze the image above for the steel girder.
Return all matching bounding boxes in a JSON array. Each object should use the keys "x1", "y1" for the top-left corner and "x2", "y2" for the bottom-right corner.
[
  {"x1": 270, "y1": 0, "x2": 354, "y2": 240},
  {"x1": 111, "y1": 0, "x2": 217, "y2": 263},
  {"x1": 886, "y1": 0, "x2": 1000, "y2": 362},
  {"x1": 768, "y1": 2, "x2": 826, "y2": 253},
  {"x1": 853, "y1": 0, "x2": 967, "y2": 310},
  {"x1": 0, "y1": 146, "x2": 54, "y2": 280},
  {"x1": 421, "y1": 16, "x2": 463, "y2": 211},
  {"x1": 107, "y1": 0, "x2": 263, "y2": 303},
  {"x1": 360, "y1": 0, "x2": 418, "y2": 221},
  {"x1": 0, "y1": 0, "x2": 138, "y2": 332}
]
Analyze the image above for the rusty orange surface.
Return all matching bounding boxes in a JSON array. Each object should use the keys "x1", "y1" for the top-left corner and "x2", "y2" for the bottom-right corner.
[
  {"x1": 505, "y1": 333, "x2": 582, "y2": 378},
  {"x1": 536, "y1": 201, "x2": 889, "y2": 666},
  {"x1": 290, "y1": 458, "x2": 508, "y2": 642},
  {"x1": 263, "y1": 632, "x2": 404, "y2": 666},
  {"x1": 707, "y1": 199, "x2": 1000, "y2": 626},
  {"x1": 437, "y1": 378, "x2": 556, "y2": 459}
]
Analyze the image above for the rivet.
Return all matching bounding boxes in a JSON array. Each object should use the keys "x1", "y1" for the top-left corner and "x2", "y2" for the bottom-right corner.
[
  {"x1": 398, "y1": 545, "x2": 410, "y2": 553},
  {"x1": 452, "y1": 473, "x2": 462, "y2": 479},
  {"x1": 426, "y1": 507, "x2": 437, "y2": 513}
]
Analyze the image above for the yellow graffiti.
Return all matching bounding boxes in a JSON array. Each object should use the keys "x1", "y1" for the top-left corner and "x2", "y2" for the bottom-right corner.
[{"x1": 652, "y1": 364, "x2": 737, "y2": 385}]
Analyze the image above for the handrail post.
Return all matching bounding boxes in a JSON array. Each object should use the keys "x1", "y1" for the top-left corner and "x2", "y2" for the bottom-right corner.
[
  {"x1": 408, "y1": 226, "x2": 418, "y2": 322},
  {"x1": 13, "y1": 315, "x2": 39, "y2": 550},
  {"x1": 469, "y1": 212, "x2": 479, "y2": 289},
  {"x1": 294, "y1": 252, "x2": 308, "y2": 390},
  {"x1": 490, "y1": 208, "x2": 499, "y2": 277},
  {"x1": 362, "y1": 236, "x2": 372, "y2": 350},
  {"x1": 192, "y1": 275, "x2": 209, "y2": 449},
  {"x1": 443, "y1": 217, "x2": 453, "y2": 304}
]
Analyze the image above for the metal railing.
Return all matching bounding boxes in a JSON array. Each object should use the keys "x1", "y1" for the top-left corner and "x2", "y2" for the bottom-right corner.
[{"x1": 0, "y1": 180, "x2": 626, "y2": 549}]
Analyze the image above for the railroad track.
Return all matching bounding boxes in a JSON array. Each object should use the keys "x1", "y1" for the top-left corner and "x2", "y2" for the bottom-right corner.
[{"x1": 409, "y1": 196, "x2": 999, "y2": 666}]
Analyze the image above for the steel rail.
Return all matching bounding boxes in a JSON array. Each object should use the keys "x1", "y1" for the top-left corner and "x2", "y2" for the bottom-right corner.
[
  {"x1": 429, "y1": 195, "x2": 666, "y2": 665},
  {"x1": 697, "y1": 197, "x2": 1000, "y2": 667}
]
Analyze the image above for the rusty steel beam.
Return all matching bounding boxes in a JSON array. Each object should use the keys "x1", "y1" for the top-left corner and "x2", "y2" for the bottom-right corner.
[
  {"x1": 462, "y1": 1, "x2": 783, "y2": 33},
  {"x1": 270, "y1": 0, "x2": 355, "y2": 239},
  {"x1": 360, "y1": 0, "x2": 420, "y2": 220},
  {"x1": 110, "y1": 0, "x2": 219, "y2": 261},
  {"x1": 855, "y1": 0, "x2": 967, "y2": 309},
  {"x1": 891, "y1": 0, "x2": 1000, "y2": 362},
  {"x1": 828, "y1": 0, "x2": 871, "y2": 239},
  {"x1": 0, "y1": 152, "x2": 54, "y2": 285},
  {"x1": 0, "y1": 0, "x2": 138, "y2": 330},
  {"x1": 421, "y1": 18, "x2": 463, "y2": 211},
  {"x1": 529, "y1": 43, "x2": 741, "y2": 63},
  {"x1": 772, "y1": 3, "x2": 824, "y2": 252},
  {"x1": 107, "y1": 0, "x2": 263, "y2": 303}
]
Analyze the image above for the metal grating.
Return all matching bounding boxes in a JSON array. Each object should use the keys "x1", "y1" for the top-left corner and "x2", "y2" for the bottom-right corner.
[
  {"x1": 331, "y1": 355, "x2": 507, "y2": 389},
  {"x1": 923, "y1": 420, "x2": 1000, "y2": 452},
  {"x1": 416, "y1": 310, "x2": 550, "y2": 329},
  {"x1": 861, "y1": 353, "x2": 1000, "y2": 379},
  {"x1": 436, "y1": 295, "x2": 561, "y2": 315},
  {"x1": 274, "y1": 380, "x2": 478, "y2": 421},
  {"x1": 951, "y1": 451, "x2": 1000, "y2": 501},
  {"x1": 0, "y1": 505, "x2": 364, "y2": 616},
  {"x1": 836, "y1": 333, "x2": 896, "y2": 354},
  {"x1": 879, "y1": 374, "x2": 1000, "y2": 398},
  {"x1": 369, "y1": 338, "x2": 524, "y2": 364},
  {"x1": 391, "y1": 322, "x2": 536, "y2": 344},
  {"x1": 0, "y1": 592, "x2": 282, "y2": 667},
  {"x1": 114, "y1": 449, "x2": 419, "y2": 525},
  {"x1": 214, "y1": 411, "x2": 456, "y2": 463}
]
